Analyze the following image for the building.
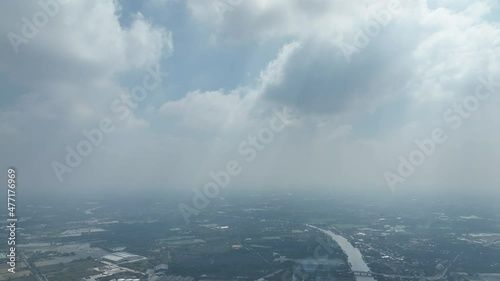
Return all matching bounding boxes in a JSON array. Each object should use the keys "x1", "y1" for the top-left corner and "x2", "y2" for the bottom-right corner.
[
  {"x1": 101, "y1": 252, "x2": 145, "y2": 264},
  {"x1": 148, "y1": 276, "x2": 195, "y2": 281},
  {"x1": 154, "y1": 264, "x2": 169, "y2": 275}
]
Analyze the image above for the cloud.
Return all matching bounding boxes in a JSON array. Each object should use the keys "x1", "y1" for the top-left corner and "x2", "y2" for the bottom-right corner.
[
  {"x1": 187, "y1": 0, "x2": 369, "y2": 41},
  {"x1": 1, "y1": 1, "x2": 172, "y2": 86},
  {"x1": 0, "y1": 0, "x2": 172, "y2": 189},
  {"x1": 160, "y1": 90, "x2": 247, "y2": 130},
  {"x1": 1, "y1": 0, "x2": 500, "y2": 193},
  {"x1": 180, "y1": 0, "x2": 500, "y2": 192}
]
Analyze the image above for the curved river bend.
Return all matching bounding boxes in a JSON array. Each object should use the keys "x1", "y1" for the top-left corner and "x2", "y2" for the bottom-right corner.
[{"x1": 309, "y1": 225, "x2": 376, "y2": 281}]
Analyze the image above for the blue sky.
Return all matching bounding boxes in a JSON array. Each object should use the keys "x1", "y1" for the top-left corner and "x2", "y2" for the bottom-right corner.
[{"x1": 1, "y1": 0, "x2": 499, "y2": 193}]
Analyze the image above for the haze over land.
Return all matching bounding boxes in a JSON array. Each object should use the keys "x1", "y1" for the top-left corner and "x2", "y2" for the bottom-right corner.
[{"x1": 1, "y1": 0, "x2": 500, "y2": 195}]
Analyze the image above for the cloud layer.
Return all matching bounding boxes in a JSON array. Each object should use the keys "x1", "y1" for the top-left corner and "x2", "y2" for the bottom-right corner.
[{"x1": 1, "y1": 0, "x2": 499, "y2": 194}]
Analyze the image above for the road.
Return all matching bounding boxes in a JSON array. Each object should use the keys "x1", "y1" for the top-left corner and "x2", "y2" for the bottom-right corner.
[{"x1": 19, "y1": 251, "x2": 48, "y2": 281}]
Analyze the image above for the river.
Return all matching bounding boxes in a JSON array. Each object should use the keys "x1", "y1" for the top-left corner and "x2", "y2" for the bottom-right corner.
[{"x1": 308, "y1": 225, "x2": 376, "y2": 281}]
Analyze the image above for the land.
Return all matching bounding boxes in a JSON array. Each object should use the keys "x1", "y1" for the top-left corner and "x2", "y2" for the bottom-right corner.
[{"x1": 1, "y1": 190, "x2": 499, "y2": 281}]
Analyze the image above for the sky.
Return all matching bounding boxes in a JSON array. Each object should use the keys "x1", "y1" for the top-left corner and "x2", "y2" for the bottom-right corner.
[{"x1": 0, "y1": 0, "x2": 499, "y2": 195}]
